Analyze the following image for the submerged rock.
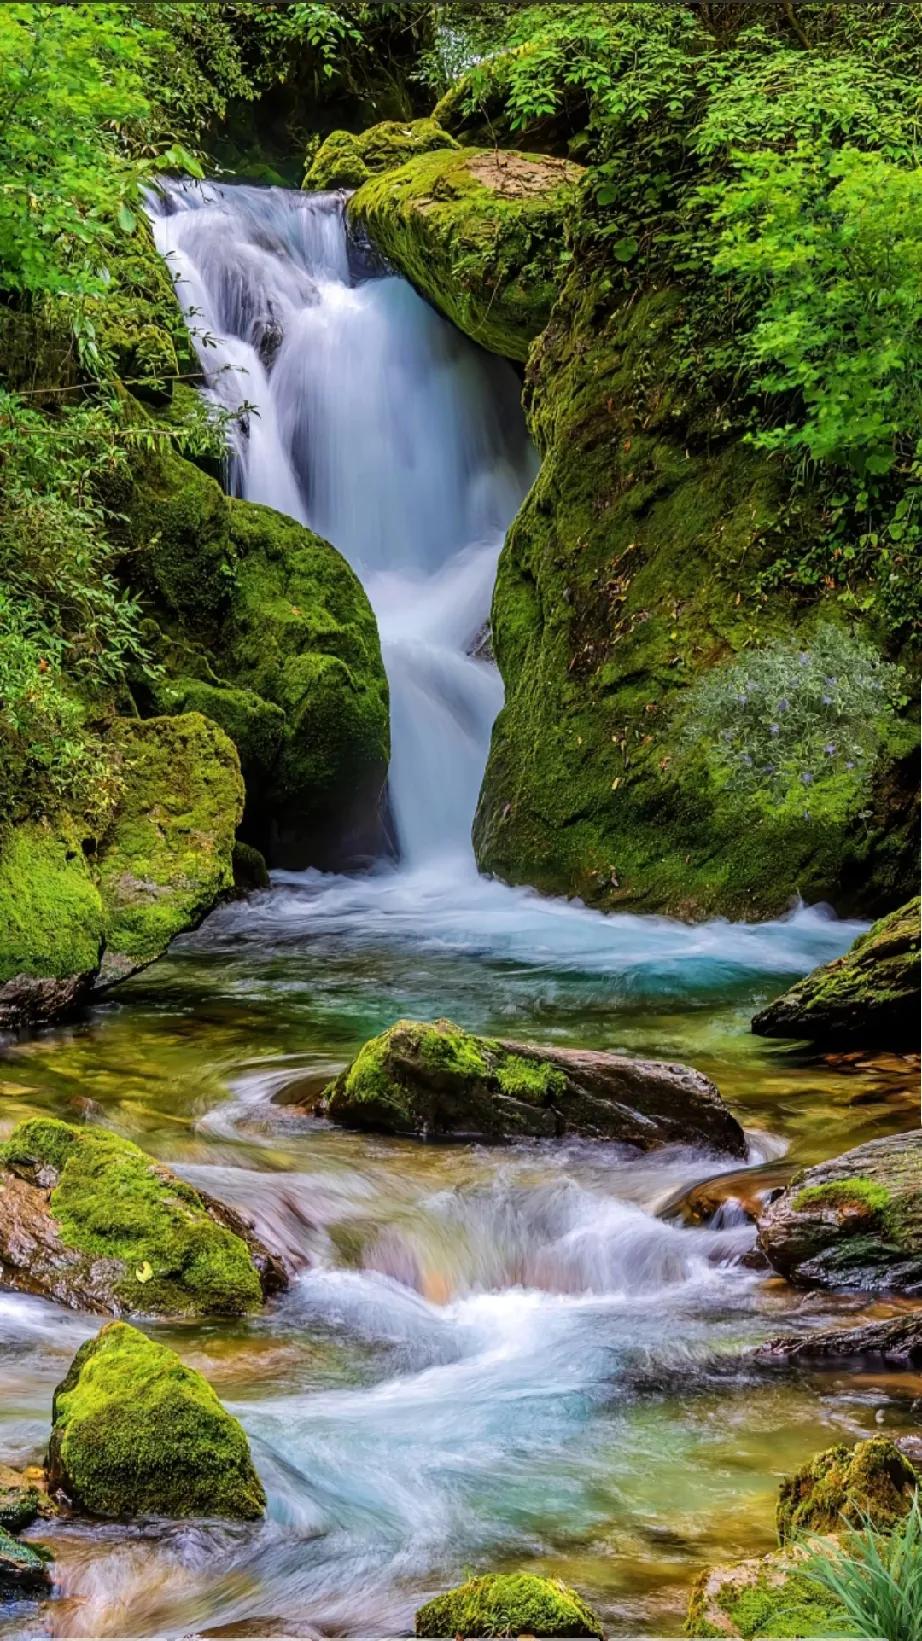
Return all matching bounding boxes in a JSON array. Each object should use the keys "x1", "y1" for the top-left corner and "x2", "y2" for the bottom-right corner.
[
  {"x1": 776, "y1": 1435, "x2": 921, "y2": 1545},
  {"x1": 752, "y1": 898, "x2": 920, "y2": 1049},
  {"x1": 0, "y1": 1526, "x2": 52, "y2": 1596},
  {"x1": 415, "y1": 1572, "x2": 603, "y2": 1638},
  {"x1": 0, "y1": 1117, "x2": 285, "y2": 1317},
  {"x1": 305, "y1": 118, "x2": 458, "y2": 191},
  {"x1": 350, "y1": 146, "x2": 582, "y2": 361},
  {"x1": 323, "y1": 1018, "x2": 746, "y2": 1152},
  {"x1": 756, "y1": 1130, "x2": 922, "y2": 1293},
  {"x1": 0, "y1": 713, "x2": 241, "y2": 1028},
  {"x1": 46, "y1": 1321, "x2": 265, "y2": 1520},
  {"x1": 757, "y1": 1310, "x2": 922, "y2": 1368}
]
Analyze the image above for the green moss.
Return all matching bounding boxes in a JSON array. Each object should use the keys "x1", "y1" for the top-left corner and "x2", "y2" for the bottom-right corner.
[
  {"x1": 4, "y1": 1118, "x2": 263, "y2": 1317},
  {"x1": 776, "y1": 1437, "x2": 920, "y2": 1545},
  {"x1": 418, "y1": 1019, "x2": 490, "y2": 1080},
  {"x1": 47, "y1": 1321, "x2": 265, "y2": 1519},
  {"x1": 0, "y1": 1525, "x2": 51, "y2": 1591},
  {"x1": 474, "y1": 259, "x2": 919, "y2": 918},
  {"x1": 753, "y1": 897, "x2": 920, "y2": 1046},
  {"x1": 150, "y1": 677, "x2": 285, "y2": 790},
  {"x1": 93, "y1": 714, "x2": 243, "y2": 974},
  {"x1": 0, "y1": 820, "x2": 104, "y2": 984},
  {"x1": 793, "y1": 1177, "x2": 891, "y2": 1218},
  {"x1": 685, "y1": 1551, "x2": 850, "y2": 1639},
  {"x1": 305, "y1": 120, "x2": 458, "y2": 191},
  {"x1": 415, "y1": 1572, "x2": 603, "y2": 1637},
  {"x1": 350, "y1": 146, "x2": 582, "y2": 361},
  {"x1": 495, "y1": 1054, "x2": 567, "y2": 1103},
  {"x1": 0, "y1": 1486, "x2": 41, "y2": 1534},
  {"x1": 232, "y1": 840, "x2": 270, "y2": 893}
]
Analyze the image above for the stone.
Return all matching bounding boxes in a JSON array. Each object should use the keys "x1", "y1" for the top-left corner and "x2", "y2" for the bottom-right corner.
[{"x1": 415, "y1": 1572, "x2": 602, "y2": 1638}]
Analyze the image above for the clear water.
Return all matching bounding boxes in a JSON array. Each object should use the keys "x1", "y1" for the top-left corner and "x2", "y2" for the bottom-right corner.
[{"x1": 0, "y1": 182, "x2": 917, "y2": 1639}]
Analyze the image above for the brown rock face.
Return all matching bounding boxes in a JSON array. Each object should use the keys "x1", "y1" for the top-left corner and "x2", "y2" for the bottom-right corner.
[{"x1": 757, "y1": 1130, "x2": 922, "y2": 1293}]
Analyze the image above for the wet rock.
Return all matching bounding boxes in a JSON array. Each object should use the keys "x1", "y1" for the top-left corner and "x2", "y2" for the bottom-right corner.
[
  {"x1": 0, "y1": 1117, "x2": 287, "y2": 1317},
  {"x1": 350, "y1": 147, "x2": 582, "y2": 361},
  {"x1": 756, "y1": 1130, "x2": 922, "y2": 1293},
  {"x1": 0, "y1": 1464, "x2": 54, "y2": 1533},
  {"x1": 776, "y1": 1434, "x2": 921, "y2": 1544},
  {"x1": 757, "y1": 1310, "x2": 922, "y2": 1368},
  {"x1": 305, "y1": 119, "x2": 458, "y2": 192},
  {"x1": 46, "y1": 1321, "x2": 265, "y2": 1520},
  {"x1": 752, "y1": 897, "x2": 920, "y2": 1048},
  {"x1": 685, "y1": 1543, "x2": 847, "y2": 1638},
  {"x1": 664, "y1": 1162, "x2": 791, "y2": 1228},
  {"x1": 415, "y1": 1572, "x2": 603, "y2": 1638},
  {"x1": 0, "y1": 1525, "x2": 52, "y2": 1595},
  {"x1": 322, "y1": 1018, "x2": 746, "y2": 1152}
]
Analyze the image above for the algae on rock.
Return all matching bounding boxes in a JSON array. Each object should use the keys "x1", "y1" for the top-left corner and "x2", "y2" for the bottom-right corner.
[
  {"x1": 304, "y1": 118, "x2": 457, "y2": 190},
  {"x1": 349, "y1": 145, "x2": 582, "y2": 361},
  {"x1": 776, "y1": 1436, "x2": 921, "y2": 1545},
  {"x1": 46, "y1": 1321, "x2": 265, "y2": 1519},
  {"x1": 415, "y1": 1571, "x2": 603, "y2": 1638},
  {"x1": 0, "y1": 1116, "x2": 280, "y2": 1317},
  {"x1": 752, "y1": 897, "x2": 920, "y2": 1048}
]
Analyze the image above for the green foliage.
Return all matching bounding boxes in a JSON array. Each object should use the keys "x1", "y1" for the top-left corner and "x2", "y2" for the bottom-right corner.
[
  {"x1": 678, "y1": 625, "x2": 908, "y2": 822},
  {"x1": 803, "y1": 1494, "x2": 922, "y2": 1641}
]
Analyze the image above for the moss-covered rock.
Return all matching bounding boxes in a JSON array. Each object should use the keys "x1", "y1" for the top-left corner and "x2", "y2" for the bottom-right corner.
[
  {"x1": 752, "y1": 898, "x2": 920, "y2": 1048},
  {"x1": 232, "y1": 839, "x2": 270, "y2": 893},
  {"x1": 0, "y1": 1117, "x2": 283, "y2": 1317},
  {"x1": 0, "y1": 1464, "x2": 54, "y2": 1534},
  {"x1": 474, "y1": 265, "x2": 919, "y2": 918},
  {"x1": 0, "y1": 820, "x2": 105, "y2": 1028},
  {"x1": 684, "y1": 1545, "x2": 847, "y2": 1638},
  {"x1": 117, "y1": 444, "x2": 389, "y2": 869},
  {"x1": 304, "y1": 118, "x2": 458, "y2": 190},
  {"x1": 415, "y1": 1572, "x2": 603, "y2": 1638},
  {"x1": 46, "y1": 1321, "x2": 265, "y2": 1520},
  {"x1": 350, "y1": 146, "x2": 582, "y2": 361},
  {"x1": 323, "y1": 1017, "x2": 745, "y2": 1151},
  {"x1": 757, "y1": 1131, "x2": 922, "y2": 1292},
  {"x1": 93, "y1": 714, "x2": 243, "y2": 985},
  {"x1": 777, "y1": 1436, "x2": 921, "y2": 1545},
  {"x1": 0, "y1": 1525, "x2": 52, "y2": 1595}
]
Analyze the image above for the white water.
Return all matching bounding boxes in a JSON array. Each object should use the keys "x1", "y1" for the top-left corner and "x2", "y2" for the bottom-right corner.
[{"x1": 148, "y1": 178, "x2": 863, "y2": 982}]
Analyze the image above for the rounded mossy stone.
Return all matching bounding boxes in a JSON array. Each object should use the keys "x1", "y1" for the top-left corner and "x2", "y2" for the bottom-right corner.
[
  {"x1": 94, "y1": 714, "x2": 243, "y2": 978},
  {"x1": 305, "y1": 118, "x2": 459, "y2": 191},
  {"x1": 684, "y1": 1546, "x2": 848, "y2": 1639},
  {"x1": 46, "y1": 1321, "x2": 265, "y2": 1520},
  {"x1": 415, "y1": 1572, "x2": 603, "y2": 1637},
  {"x1": 349, "y1": 146, "x2": 582, "y2": 361},
  {"x1": 0, "y1": 821, "x2": 104, "y2": 985},
  {"x1": 757, "y1": 1130, "x2": 922, "y2": 1292},
  {"x1": 3, "y1": 1117, "x2": 264, "y2": 1316},
  {"x1": 752, "y1": 897, "x2": 920, "y2": 1047},
  {"x1": 232, "y1": 840, "x2": 270, "y2": 893},
  {"x1": 150, "y1": 677, "x2": 286, "y2": 790},
  {"x1": 777, "y1": 1436, "x2": 920, "y2": 1545},
  {"x1": 0, "y1": 1524, "x2": 52, "y2": 1593},
  {"x1": 473, "y1": 267, "x2": 919, "y2": 918}
]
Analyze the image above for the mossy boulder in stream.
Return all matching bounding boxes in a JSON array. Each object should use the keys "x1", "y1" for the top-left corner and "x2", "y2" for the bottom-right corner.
[
  {"x1": 46, "y1": 1321, "x2": 265, "y2": 1519},
  {"x1": 349, "y1": 146, "x2": 582, "y2": 361},
  {"x1": 305, "y1": 118, "x2": 458, "y2": 190},
  {"x1": 0, "y1": 1118, "x2": 284, "y2": 1316},
  {"x1": 0, "y1": 820, "x2": 106, "y2": 1028},
  {"x1": 757, "y1": 1131, "x2": 922, "y2": 1293},
  {"x1": 752, "y1": 897, "x2": 920, "y2": 1049},
  {"x1": 473, "y1": 262, "x2": 919, "y2": 919},
  {"x1": 0, "y1": 1527, "x2": 52, "y2": 1596},
  {"x1": 323, "y1": 1017, "x2": 745, "y2": 1152},
  {"x1": 115, "y1": 442, "x2": 389, "y2": 869},
  {"x1": 685, "y1": 1545, "x2": 847, "y2": 1638},
  {"x1": 776, "y1": 1436, "x2": 921, "y2": 1544},
  {"x1": 415, "y1": 1571, "x2": 603, "y2": 1638}
]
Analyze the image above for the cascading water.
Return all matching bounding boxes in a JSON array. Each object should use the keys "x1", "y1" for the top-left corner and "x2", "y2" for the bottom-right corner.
[{"x1": 149, "y1": 179, "x2": 536, "y2": 868}]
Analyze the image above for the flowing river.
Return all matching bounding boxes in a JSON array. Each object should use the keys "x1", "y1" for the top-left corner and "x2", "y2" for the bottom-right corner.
[{"x1": 0, "y1": 183, "x2": 917, "y2": 1639}]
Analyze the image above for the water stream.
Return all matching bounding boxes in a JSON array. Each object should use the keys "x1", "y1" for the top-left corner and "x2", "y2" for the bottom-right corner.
[{"x1": 0, "y1": 182, "x2": 917, "y2": 1638}]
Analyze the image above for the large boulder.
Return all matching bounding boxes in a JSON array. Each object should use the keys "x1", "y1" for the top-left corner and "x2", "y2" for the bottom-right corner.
[
  {"x1": 0, "y1": 712, "x2": 242, "y2": 1029},
  {"x1": 117, "y1": 444, "x2": 390, "y2": 870},
  {"x1": 757, "y1": 1131, "x2": 922, "y2": 1293},
  {"x1": 776, "y1": 1435, "x2": 921, "y2": 1545},
  {"x1": 323, "y1": 1018, "x2": 745, "y2": 1152},
  {"x1": 349, "y1": 146, "x2": 582, "y2": 361},
  {"x1": 46, "y1": 1321, "x2": 265, "y2": 1520},
  {"x1": 0, "y1": 1118, "x2": 285, "y2": 1317},
  {"x1": 305, "y1": 118, "x2": 458, "y2": 190},
  {"x1": 415, "y1": 1572, "x2": 602, "y2": 1638},
  {"x1": 752, "y1": 898, "x2": 920, "y2": 1049},
  {"x1": 473, "y1": 261, "x2": 919, "y2": 920}
]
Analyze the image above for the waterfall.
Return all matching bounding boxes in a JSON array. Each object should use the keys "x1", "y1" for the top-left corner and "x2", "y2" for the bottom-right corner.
[{"x1": 148, "y1": 179, "x2": 537, "y2": 868}]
